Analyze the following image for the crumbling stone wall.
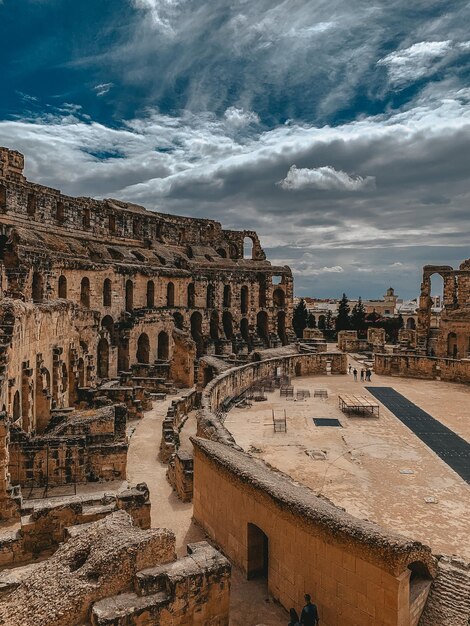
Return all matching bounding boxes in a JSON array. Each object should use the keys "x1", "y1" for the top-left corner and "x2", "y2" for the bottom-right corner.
[
  {"x1": 375, "y1": 353, "x2": 470, "y2": 384},
  {"x1": 193, "y1": 438, "x2": 436, "y2": 626}
]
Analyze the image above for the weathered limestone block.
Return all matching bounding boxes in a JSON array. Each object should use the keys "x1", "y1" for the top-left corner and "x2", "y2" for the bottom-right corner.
[
  {"x1": 0, "y1": 511, "x2": 176, "y2": 626},
  {"x1": 167, "y1": 450, "x2": 193, "y2": 502}
]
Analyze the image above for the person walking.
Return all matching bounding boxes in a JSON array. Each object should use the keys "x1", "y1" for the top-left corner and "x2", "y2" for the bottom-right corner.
[
  {"x1": 366, "y1": 368, "x2": 372, "y2": 382},
  {"x1": 353, "y1": 368, "x2": 357, "y2": 381},
  {"x1": 360, "y1": 369, "x2": 364, "y2": 381},
  {"x1": 300, "y1": 594, "x2": 319, "y2": 626},
  {"x1": 288, "y1": 608, "x2": 301, "y2": 626},
  {"x1": 348, "y1": 364, "x2": 352, "y2": 375}
]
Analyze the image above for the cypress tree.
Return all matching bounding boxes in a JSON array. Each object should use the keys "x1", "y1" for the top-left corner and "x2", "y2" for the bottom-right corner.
[
  {"x1": 335, "y1": 293, "x2": 351, "y2": 331},
  {"x1": 292, "y1": 299, "x2": 309, "y2": 338}
]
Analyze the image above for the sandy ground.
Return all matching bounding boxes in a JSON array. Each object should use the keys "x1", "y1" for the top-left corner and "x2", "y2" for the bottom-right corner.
[
  {"x1": 226, "y1": 355, "x2": 470, "y2": 560},
  {"x1": 127, "y1": 397, "x2": 288, "y2": 626}
]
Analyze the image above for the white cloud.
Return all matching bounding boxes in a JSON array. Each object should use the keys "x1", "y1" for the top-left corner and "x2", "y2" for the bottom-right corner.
[
  {"x1": 131, "y1": 0, "x2": 186, "y2": 34},
  {"x1": 278, "y1": 165, "x2": 375, "y2": 192},
  {"x1": 93, "y1": 83, "x2": 113, "y2": 97},
  {"x1": 223, "y1": 107, "x2": 260, "y2": 128},
  {"x1": 378, "y1": 40, "x2": 455, "y2": 85}
]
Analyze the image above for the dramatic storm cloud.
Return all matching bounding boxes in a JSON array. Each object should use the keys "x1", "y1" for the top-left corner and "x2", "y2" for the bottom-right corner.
[{"x1": 1, "y1": 0, "x2": 470, "y2": 297}]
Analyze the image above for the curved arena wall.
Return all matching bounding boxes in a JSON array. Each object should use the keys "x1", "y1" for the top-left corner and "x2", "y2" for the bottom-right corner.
[{"x1": 193, "y1": 351, "x2": 437, "y2": 626}]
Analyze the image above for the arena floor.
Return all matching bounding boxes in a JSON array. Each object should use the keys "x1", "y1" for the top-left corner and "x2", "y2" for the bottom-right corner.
[{"x1": 225, "y1": 355, "x2": 470, "y2": 560}]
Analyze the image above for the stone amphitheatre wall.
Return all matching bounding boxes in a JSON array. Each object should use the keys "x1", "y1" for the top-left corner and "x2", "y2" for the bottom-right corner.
[
  {"x1": 375, "y1": 353, "x2": 470, "y2": 384},
  {"x1": 193, "y1": 351, "x2": 438, "y2": 626}
]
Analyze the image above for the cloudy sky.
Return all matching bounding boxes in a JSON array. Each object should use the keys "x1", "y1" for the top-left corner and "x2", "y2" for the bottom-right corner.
[{"x1": 2, "y1": 0, "x2": 470, "y2": 298}]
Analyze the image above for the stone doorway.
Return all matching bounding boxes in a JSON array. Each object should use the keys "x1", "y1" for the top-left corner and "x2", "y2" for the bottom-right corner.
[{"x1": 247, "y1": 523, "x2": 269, "y2": 580}]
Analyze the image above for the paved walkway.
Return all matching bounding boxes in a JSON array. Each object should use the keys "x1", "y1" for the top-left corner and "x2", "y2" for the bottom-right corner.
[{"x1": 127, "y1": 397, "x2": 288, "y2": 626}]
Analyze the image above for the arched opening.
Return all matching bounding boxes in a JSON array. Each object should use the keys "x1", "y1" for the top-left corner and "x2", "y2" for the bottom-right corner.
[
  {"x1": 240, "y1": 318, "x2": 250, "y2": 348},
  {"x1": 35, "y1": 367, "x2": 51, "y2": 433},
  {"x1": 118, "y1": 337, "x2": 130, "y2": 372},
  {"x1": 101, "y1": 315, "x2": 115, "y2": 344},
  {"x1": 0, "y1": 184, "x2": 6, "y2": 211},
  {"x1": 32, "y1": 272, "x2": 44, "y2": 303},
  {"x1": 173, "y1": 312, "x2": 184, "y2": 330},
  {"x1": 61, "y1": 362, "x2": 68, "y2": 393},
  {"x1": 109, "y1": 214, "x2": 116, "y2": 234},
  {"x1": 408, "y1": 561, "x2": 432, "y2": 609},
  {"x1": 217, "y1": 248, "x2": 227, "y2": 258},
  {"x1": 77, "y1": 358, "x2": 85, "y2": 387},
  {"x1": 103, "y1": 278, "x2": 112, "y2": 307},
  {"x1": 157, "y1": 331, "x2": 169, "y2": 360},
  {"x1": 240, "y1": 285, "x2": 249, "y2": 314},
  {"x1": 97, "y1": 338, "x2": 109, "y2": 378},
  {"x1": 27, "y1": 193, "x2": 36, "y2": 216},
  {"x1": 146, "y1": 280, "x2": 155, "y2": 308},
  {"x1": 430, "y1": 273, "x2": 444, "y2": 311},
  {"x1": 190, "y1": 312, "x2": 204, "y2": 358},
  {"x1": 318, "y1": 314, "x2": 326, "y2": 330},
  {"x1": 136, "y1": 333, "x2": 150, "y2": 364},
  {"x1": 187, "y1": 283, "x2": 195, "y2": 308},
  {"x1": 247, "y1": 523, "x2": 268, "y2": 580},
  {"x1": 56, "y1": 201, "x2": 65, "y2": 224},
  {"x1": 166, "y1": 282, "x2": 175, "y2": 307},
  {"x1": 273, "y1": 288, "x2": 285, "y2": 308},
  {"x1": 295, "y1": 362, "x2": 302, "y2": 376},
  {"x1": 243, "y1": 237, "x2": 254, "y2": 260},
  {"x1": 206, "y1": 283, "x2": 216, "y2": 309},
  {"x1": 406, "y1": 317, "x2": 416, "y2": 330},
  {"x1": 12, "y1": 390, "x2": 20, "y2": 422},
  {"x1": 133, "y1": 218, "x2": 141, "y2": 238},
  {"x1": 58, "y1": 275, "x2": 67, "y2": 299},
  {"x1": 277, "y1": 311, "x2": 288, "y2": 345},
  {"x1": 447, "y1": 332, "x2": 458, "y2": 358},
  {"x1": 82, "y1": 208, "x2": 91, "y2": 229},
  {"x1": 222, "y1": 311, "x2": 234, "y2": 340},
  {"x1": 223, "y1": 285, "x2": 231, "y2": 308},
  {"x1": 80, "y1": 277, "x2": 90, "y2": 308},
  {"x1": 258, "y1": 277, "x2": 267, "y2": 308},
  {"x1": 229, "y1": 243, "x2": 239, "y2": 259},
  {"x1": 256, "y1": 311, "x2": 269, "y2": 344},
  {"x1": 210, "y1": 311, "x2": 219, "y2": 341},
  {"x1": 125, "y1": 279, "x2": 134, "y2": 312}
]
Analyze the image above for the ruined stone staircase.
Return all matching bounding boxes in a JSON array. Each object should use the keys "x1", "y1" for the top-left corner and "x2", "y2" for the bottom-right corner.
[{"x1": 419, "y1": 556, "x2": 470, "y2": 626}]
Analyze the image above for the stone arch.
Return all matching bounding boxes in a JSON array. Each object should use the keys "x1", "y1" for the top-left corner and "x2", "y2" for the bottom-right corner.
[
  {"x1": 190, "y1": 311, "x2": 204, "y2": 358},
  {"x1": 167, "y1": 282, "x2": 175, "y2": 307},
  {"x1": 97, "y1": 337, "x2": 109, "y2": 378},
  {"x1": 118, "y1": 336, "x2": 130, "y2": 372},
  {"x1": 58, "y1": 275, "x2": 67, "y2": 299},
  {"x1": 77, "y1": 358, "x2": 85, "y2": 387},
  {"x1": 277, "y1": 310, "x2": 288, "y2": 345},
  {"x1": 101, "y1": 315, "x2": 115, "y2": 344},
  {"x1": 247, "y1": 523, "x2": 268, "y2": 579},
  {"x1": 256, "y1": 311, "x2": 269, "y2": 343},
  {"x1": 229, "y1": 243, "x2": 239, "y2": 259},
  {"x1": 27, "y1": 193, "x2": 36, "y2": 216},
  {"x1": 223, "y1": 285, "x2": 231, "y2": 308},
  {"x1": 157, "y1": 331, "x2": 169, "y2": 360},
  {"x1": 146, "y1": 280, "x2": 155, "y2": 308},
  {"x1": 103, "y1": 278, "x2": 112, "y2": 307},
  {"x1": 223, "y1": 311, "x2": 234, "y2": 339},
  {"x1": 295, "y1": 362, "x2": 302, "y2": 376},
  {"x1": 273, "y1": 288, "x2": 285, "y2": 308},
  {"x1": 56, "y1": 200, "x2": 65, "y2": 224},
  {"x1": 243, "y1": 237, "x2": 254, "y2": 260},
  {"x1": 80, "y1": 277, "x2": 90, "y2": 308},
  {"x1": 240, "y1": 285, "x2": 249, "y2": 314},
  {"x1": 210, "y1": 311, "x2": 219, "y2": 341},
  {"x1": 32, "y1": 271, "x2": 44, "y2": 303},
  {"x1": 447, "y1": 332, "x2": 458, "y2": 358},
  {"x1": 61, "y1": 362, "x2": 68, "y2": 393},
  {"x1": 406, "y1": 317, "x2": 416, "y2": 330},
  {"x1": 206, "y1": 283, "x2": 216, "y2": 309},
  {"x1": 217, "y1": 248, "x2": 227, "y2": 258},
  {"x1": 258, "y1": 275, "x2": 267, "y2": 308},
  {"x1": 125, "y1": 279, "x2": 134, "y2": 312},
  {"x1": 187, "y1": 283, "x2": 195, "y2": 308},
  {"x1": 240, "y1": 318, "x2": 250, "y2": 347},
  {"x1": 35, "y1": 367, "x2": 51, "y2": 433},
  {"x1": 82, "y1": 207, "x2": 91, "y2": 229},
  {"x1": 173, "y1": 312, "x2": 184, "y2": 330},
  {"x1": 12, "y1": 390, "x2": 20, "y2": 422},
  {"x1": 0, "y1": 184, "x2": 6, "y2": 211},
  {"x1": 136, "y1": 333, "x2": 150, "y2": 364}
]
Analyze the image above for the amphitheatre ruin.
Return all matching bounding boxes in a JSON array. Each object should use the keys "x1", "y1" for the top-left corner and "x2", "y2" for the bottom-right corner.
[{"x1": 0, "y1": 146, "x2": 468, "y2": 626}]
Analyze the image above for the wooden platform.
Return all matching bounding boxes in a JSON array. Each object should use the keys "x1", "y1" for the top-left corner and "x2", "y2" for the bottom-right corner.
[{"x1": 338, "y1": 394, "x2": 380, "y2": 417}]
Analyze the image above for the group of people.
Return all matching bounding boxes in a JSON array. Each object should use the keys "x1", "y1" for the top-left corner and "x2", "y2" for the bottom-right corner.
[
  {"x1": 348, "y1": 364, "x2": 372, "y2": 382},
  {"x1": 288, "y1": 594, "x2": 319, "y2": 626}
]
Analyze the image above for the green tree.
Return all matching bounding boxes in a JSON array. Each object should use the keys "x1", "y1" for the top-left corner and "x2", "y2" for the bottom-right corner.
[
  {"x1": 318, "y1": 315, "x2": 326, "y2": 330},
  {"x1": 292, "y1": 299, "x2": 309, "y2": 338},
  {"x1": 307, "y1": 313, "x2": 316, "y2": 328},
  {"x1": 350, "y1": 297, "x2": 366, "y2": 332},
  {"x1": 335, "y1": 293, "x2": 350, "y2": 332},
  {"x1": 325, "y1": 310, "x2": 334, "y2": 330}
]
